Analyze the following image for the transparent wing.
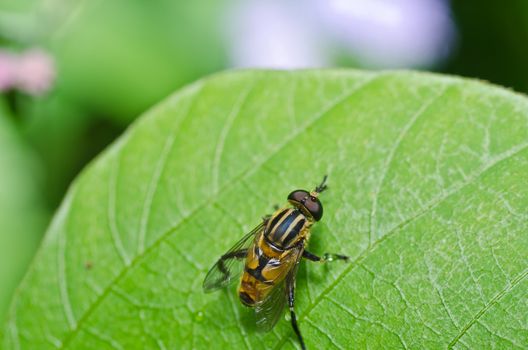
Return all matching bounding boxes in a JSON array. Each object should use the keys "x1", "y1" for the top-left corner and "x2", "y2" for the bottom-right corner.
[
  {"x1": 255, "y1": 245, "x2": 304, "y2": 332},
  {"x1": 202, "y1": 222, "x2": 264, "y2": 293}
]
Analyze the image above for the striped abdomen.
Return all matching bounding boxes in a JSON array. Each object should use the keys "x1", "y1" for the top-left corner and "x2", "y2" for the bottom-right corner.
[{"x1": 264, "y1": 208, "x2": 307, "y2": 249}]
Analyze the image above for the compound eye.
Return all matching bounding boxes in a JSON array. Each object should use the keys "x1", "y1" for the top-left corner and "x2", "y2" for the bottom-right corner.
[
  {"x1": 305, "y1": 197, "x2": 323, "y2": 221},
  {"x1": 287, "y1": 190, "x2": 309, "y2": 204}
]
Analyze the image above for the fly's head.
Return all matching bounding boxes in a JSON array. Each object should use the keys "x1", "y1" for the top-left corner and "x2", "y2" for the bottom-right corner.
[{"x1": 287, "y1": 175, "x2": 328, "y2": 221}]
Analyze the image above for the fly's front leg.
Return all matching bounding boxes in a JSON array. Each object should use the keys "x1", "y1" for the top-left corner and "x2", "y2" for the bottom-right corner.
[
  {"x1": 261, "y1": 212, "x2": 274, "y2": 223},
  {"x1": 302, "y1": 250, "x2": 349, "y2": 263},
  {"x1": 287, "y1": 275, "x2": 306, "y2": 350},
  {"x1": 262, "y1": 204, "x2": 280, "y2": 221}
]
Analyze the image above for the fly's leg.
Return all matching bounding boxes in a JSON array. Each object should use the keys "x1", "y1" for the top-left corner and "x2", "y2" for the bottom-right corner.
[
  {"x1": 287, "y1": 276, "x2": 306, "y2": 350},
  {"x1": 218, "y1": 249, "x2": 248, "y2": 277},
  {"x1": 262, "y1": 204, "x2": 280, "y2": 221},
  {"x1": 262, "y1": 212, "x2": 275, "y2": 222},
  {"x1": 218, "y1": 216, "x2": 267, "y2": 276},
  {"x1": 302, "y1": 250, "x2": 349, "y2": 263}
]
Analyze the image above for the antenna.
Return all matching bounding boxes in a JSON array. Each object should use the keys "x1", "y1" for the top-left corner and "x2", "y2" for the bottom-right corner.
[{"x1": 314, "y1": 175, "x2": 328, "y2": 194}]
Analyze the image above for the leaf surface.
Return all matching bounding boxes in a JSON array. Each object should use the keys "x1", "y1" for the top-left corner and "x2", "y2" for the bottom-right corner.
[{"x1": 3, "y1": 70, "x2": 528, "y2": 349}]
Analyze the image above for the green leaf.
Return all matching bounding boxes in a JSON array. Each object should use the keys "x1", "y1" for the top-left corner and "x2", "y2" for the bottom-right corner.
[
  {"x1": 3, "y1": 70, "x2": 528, "y2": 349},
  {"x1": 0, "y1": 101, "x2": 48, "y2": 324}
]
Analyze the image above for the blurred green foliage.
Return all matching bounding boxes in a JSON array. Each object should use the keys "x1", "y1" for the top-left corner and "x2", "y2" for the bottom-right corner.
[
  {"x1": 52, "y1": 1, "x2": 227, "y2": 122},
  {"x1": 0, "y1": 99, "x2": 48, "y2": 322},
  {"x1": 22, "y1": 93, "x2": 121, "y2": 206}
]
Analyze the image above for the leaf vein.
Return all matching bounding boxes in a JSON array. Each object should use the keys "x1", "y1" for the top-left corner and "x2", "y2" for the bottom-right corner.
[
  {"x1": 58, "y1": 207, "x2": 76, "y2": 330},
  {"x1": 135, "y1": 84, "x2": 202, "y2": 256},
  {"x1": 368, "y1": 85, "x2": 450, "y2": 246},
  {"x1": 137, "y1": 132, "x2": 176, "y2": 254},
  {"x1": 424, "y1": 252, "x2": 459, "y2": 329},
  {"x1": 212, "y1": 84, "x2": 255, "y2": 193},
  {"x1": 304, "y1": 317, "x2": 345, "y2": 350},
  {"x1": 84, "y1": 326, "x2": 124, "y2": 350},
  {"x1": 108, "y1": 152, "x2": 131, "y2": 266},
  {"x1": 326, "y1": 297, "x2": 409, "y2": 350},
  {"x1": 447, "y1": 266, "x2": 528, "y2": 348},
  {"x1": 227, "y1": 290, "x2": 252, "y2": 350}
]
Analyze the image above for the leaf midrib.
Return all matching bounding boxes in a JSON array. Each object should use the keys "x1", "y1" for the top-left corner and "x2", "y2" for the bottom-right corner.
[{"x1": 57, "y1": 74, "x2": 380, "y2": 348}]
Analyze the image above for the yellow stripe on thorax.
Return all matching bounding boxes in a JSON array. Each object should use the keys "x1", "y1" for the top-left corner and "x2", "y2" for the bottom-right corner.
[{"x1": 277, "y1": 213, "x2": 304, "y2": 245}]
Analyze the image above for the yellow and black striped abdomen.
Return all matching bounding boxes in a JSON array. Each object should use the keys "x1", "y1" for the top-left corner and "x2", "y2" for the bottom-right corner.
[
  {"x1": 264, "y1": 208, "x2": 307, "y2": 249},
  {"x1": 238, "y1": 230, "x2": 302, "y2": 307}
]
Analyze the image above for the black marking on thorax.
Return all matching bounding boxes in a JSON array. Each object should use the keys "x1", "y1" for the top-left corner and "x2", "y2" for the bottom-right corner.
[
  {"x1": 245, "y1": 246, "x2": 277, "y2": 285},
  {"x1": 265, "y1": 208, "x2": 306, "y2": 248}
]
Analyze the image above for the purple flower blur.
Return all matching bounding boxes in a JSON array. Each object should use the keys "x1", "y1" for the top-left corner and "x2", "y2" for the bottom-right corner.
[
  {"x1": 315, "y1": 0, "x2": 456, "y2": 68},
  {"x1": 224, "y1": 0, "x2": 456, "y2": 69},
  {"x1": 223, "y1": 0, "x2": 328, "y2": 69}
]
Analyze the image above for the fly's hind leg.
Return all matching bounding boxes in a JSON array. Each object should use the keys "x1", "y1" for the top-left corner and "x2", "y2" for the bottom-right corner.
[
  {"x1": 287, "y1": 275, "x2": 306, "y2": 350},
  {"x1": 218, "y1": 249, "x2": 248, "y2": 277},
  {"x1": 302, "y1": 250, "x2": 349, "y2": 263}
]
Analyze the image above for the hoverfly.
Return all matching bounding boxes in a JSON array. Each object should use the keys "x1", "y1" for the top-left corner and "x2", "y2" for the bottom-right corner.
[{"x1": 203, "y1": 176, "x2": 349, "y2": 349}]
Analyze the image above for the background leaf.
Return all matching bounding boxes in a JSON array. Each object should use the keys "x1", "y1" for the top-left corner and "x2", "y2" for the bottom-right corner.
[{"x1": 3, "y1": 70, "x2": 528, "y2": 349}]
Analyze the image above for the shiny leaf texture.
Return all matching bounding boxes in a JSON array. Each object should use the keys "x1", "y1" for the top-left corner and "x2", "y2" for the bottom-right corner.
[{"x1": 3, "y1": 70, "x2": 528, "y2": 349}]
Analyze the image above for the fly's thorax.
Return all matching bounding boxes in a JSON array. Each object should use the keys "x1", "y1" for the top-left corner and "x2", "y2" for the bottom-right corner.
[{"x1": 264, "y1": 207, "x2": 311, "y2": 249}]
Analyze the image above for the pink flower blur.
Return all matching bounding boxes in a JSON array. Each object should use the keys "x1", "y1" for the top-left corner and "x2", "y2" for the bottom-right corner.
[
  {"x1": 15, "y1": 49, "x2": 56, "y2": 96},
  {"x1": 0, "y1": 48, "x2": 56, "y2": 95}
]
